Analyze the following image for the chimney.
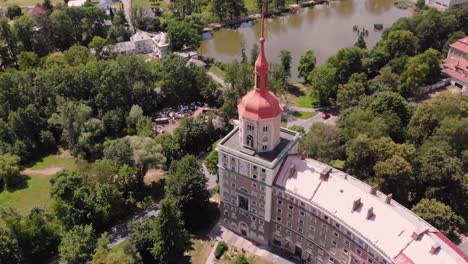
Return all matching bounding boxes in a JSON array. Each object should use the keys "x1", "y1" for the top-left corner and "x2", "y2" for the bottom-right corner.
[
  {"x1": 366, "y1": 207, "x2": 374, "y2": 220},
  {"x1": 352, "y1": 198, "x2": 362, "y2": 211},
  {"x1": 370, "y1": 185, "x2": 379, "y2": 195},
  {"x1": 385, "y1": 194, "x2": 393, "y2": 204},
  {"x1": 320, "y1": 166, "x2": 332, "y2": 181},
  {"x1": 412, "y1": 227, "x2": 428, "y2": 240},
  {"x1": 430, "y1": 243, "x2": 441, "y2": 254}
]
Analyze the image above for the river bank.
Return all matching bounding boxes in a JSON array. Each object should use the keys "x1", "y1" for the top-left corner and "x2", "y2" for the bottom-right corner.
[{"x1": 199, "y1": 0, "x2": 414, "y2": 81}]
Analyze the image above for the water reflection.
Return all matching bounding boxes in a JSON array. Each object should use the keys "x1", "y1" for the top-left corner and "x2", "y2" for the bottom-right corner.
[{"x1": 199, "y1": 0, "x2": 412, "y2": 81}]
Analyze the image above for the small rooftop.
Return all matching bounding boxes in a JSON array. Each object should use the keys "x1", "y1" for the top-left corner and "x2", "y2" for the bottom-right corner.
[
  {"x1": 219, "y1": 127, "x2": 299, "y2": 166},
  {"x1": 274, "y1": 155, "x2": 468, "y2": 264}
]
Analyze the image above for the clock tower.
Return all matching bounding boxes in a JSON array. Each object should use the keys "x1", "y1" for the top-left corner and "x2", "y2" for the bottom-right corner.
[{"x1": 216, "y1": 0, "x2": 300, "y2": 245}]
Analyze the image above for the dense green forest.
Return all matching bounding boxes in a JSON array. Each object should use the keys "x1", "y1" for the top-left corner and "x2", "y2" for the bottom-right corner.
[{"x1": 0, "y1": 1, "x2": 467, "y2": 263}]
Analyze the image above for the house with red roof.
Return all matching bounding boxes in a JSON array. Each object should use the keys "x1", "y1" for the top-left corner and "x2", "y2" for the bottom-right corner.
[
  {"x1": 442, "y1": 36, "x2": 468, "y2": 90},
  {"x1": 28, "y1": 3, "x2": 45, "y2": 16}
]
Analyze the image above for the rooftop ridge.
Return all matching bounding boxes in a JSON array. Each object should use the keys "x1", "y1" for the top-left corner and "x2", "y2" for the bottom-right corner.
[{"x1": 274, "y1": 155, "x2": 468, "y2": 263}]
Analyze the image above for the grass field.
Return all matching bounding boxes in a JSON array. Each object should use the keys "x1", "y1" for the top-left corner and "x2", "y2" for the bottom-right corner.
[
  {"x1": 0, "y1": 154, "x2": 77, "y2": 215},
  {"x1": 292, "y1": 110, "x2": 316, "y2": 119},
  {"x1": 286, "y1": 83, "x2": 318, "y2": 108},
  {"x1": 30, "y1": 155, "x2": 78, "y2": 170},
  {"x1": 209, "y1": 65, "x2": 225, "y2": 79},
  {"x1": 0, "y1": 174, "x2": 53, "y2": 215}
]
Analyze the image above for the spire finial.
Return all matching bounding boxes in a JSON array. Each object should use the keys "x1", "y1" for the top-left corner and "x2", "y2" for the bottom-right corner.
[{"x1": 261, "y1": 0, "x2": 266, "y2": 39}]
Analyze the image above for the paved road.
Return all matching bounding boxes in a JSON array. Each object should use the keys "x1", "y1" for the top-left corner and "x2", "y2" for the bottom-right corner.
[
  {"x1": 197, "y1": 152, "x2": 218, "y2": 190},
  {"x1": 284, "y1": 106, "x2": 338, "y2": 131},
  {"x1": 121, "y1": 0, "x2": 134, "y2": 31},
  {"x1": 206, "y1": 71, "x2": 227, "y2": 88}
]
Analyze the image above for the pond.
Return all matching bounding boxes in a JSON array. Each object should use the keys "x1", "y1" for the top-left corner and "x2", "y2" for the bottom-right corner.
[{"x1": 198, "y1": 0, "x2": 413, "y2": 81}]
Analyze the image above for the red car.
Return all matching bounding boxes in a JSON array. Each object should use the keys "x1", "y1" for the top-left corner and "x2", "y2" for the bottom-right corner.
[{"x1": 322, "y1": 113, "x2": 331, "y2": 119}]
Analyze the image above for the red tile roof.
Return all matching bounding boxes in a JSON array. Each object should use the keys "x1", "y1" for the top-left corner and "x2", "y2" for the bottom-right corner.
[
  {"x1": 29, "y1": 4, "x2": 45, "y2": 16},
  {"x1": 450, "y1": 37, "x2": 468, "y2": 54}
]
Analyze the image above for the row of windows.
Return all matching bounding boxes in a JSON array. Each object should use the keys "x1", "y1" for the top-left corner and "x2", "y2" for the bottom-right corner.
[{"x1": 245, "y1": 124, "x2": 269, "y2": 132}]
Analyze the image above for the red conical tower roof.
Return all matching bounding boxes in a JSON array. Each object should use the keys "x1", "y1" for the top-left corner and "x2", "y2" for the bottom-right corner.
[{"x1": 238, "y1": 0, "x2": 282, "y2": 121}]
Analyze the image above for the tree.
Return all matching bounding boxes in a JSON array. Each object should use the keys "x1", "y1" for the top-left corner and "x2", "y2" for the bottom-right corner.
[
  {"x1": 89, "y1": 36, "x2": 107, "y2": 59},
  {"x1": 0, "y1": 229, "x2": 23, "y2": 264},
  {"x1": 355, "y1": 33, "x2": 366, "y2": 49},
  {"x1": 415, "y1": 147, "x2": 465, "y2": 214},
  {"x1": 0, "y1": 154, "x2": 21, "y2": 190},
  {"x1": 226, "y1": 0, "x2": 247, "y2": 20},
  {"x1": 416, "y1": 0, "x2": 425, "y2": 9},
  {"x1": 48, "y1": 97, "x2": 104, "y2": 158},
  {"x1": 59, "y1": 225, "x2": 97, "y2": 264},
  {"x1": 368, "y1": 92, "x2": 411, "y2": 125},
  {"x1": 88, "y1": 159, "x2": 118, "y2": 186},
  {"x1": 210, "y1": 0, "x2": 229, "y2": 21},
  {"x1": 299, "y1": 123, "x2": 343, "y2": 163},
  {"x1": 103, "y1": 137, "x2": 132, "y2": 167},
  {"x1": 0, "y1": 18, "x2": 17, "y2": 66},
  {"x1": 309, "y1": 63, "x2": 337, "y2": 105},
  {"x1": 63, "y1": 45, "x2": 94, "y2": 66},
  {"x1": 384, "y1": 30, "x2": 418, "y2": 58},
  {"x1": 298, "y1": 50, "x2": 316, "y2": 83},
  {"x1": 6, "y1": 5, "x2": 22, "y2": 19},
  {"x1": 126, "y1": 136, "x2": 165, "y2": 182},
  {"x1": 43, "y1": 0, "x2": 53, "y2": 12},
  {"x1": 368, "y1": 66, "x2": 399, "y2": 93},
  {"x1": 327, "y1": 47, "x2": 363, "y2": 84},
  {"x1": 337, "y1": 82, "x2": 366, "y2": 109},
  {"x1": 374, "y1": 155, "x2": 414, "y2": 204},
  {"x1": 250, "y1": 43, "x2": 259, "y2": 66},
  {"x1": 166, "y1": 155, "x2": 210, "y2": 230},
  {"x1": 150, "y1": 198, "x2": 191, "y2": 263},
  {"x1": 1, "y1": 208, "x2": 61, "y2": 262},
  {"x1": 279, "y1": 50, "x2": 292, "y2": 77},
  {"x1": 17, "y1": 51, "x2": 40, "y2": 70},
  {"x1": 205, "y1": 148, "x2": 219, "y2": 176},
  {"x1": 232, "y1": 253, "x2": 250, "y2": 264},
  {"x1": 338, "y1": 109, "x2": 389, "y2": 142},
  {"x1": 167, "y1": 19, "x2": 202, "y2": 51},
  {"x1": 412, "y1": 199, "x2": 465, "y2": 241}
]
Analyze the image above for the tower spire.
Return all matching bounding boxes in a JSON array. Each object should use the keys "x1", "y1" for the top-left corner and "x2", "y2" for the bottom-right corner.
[{"x1": 255, "y1": 0, "x2": 269, "y2": 92}]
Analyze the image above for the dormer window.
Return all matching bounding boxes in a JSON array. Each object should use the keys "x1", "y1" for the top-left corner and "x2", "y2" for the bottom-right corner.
[{"x1": 256, "y1": 74, "x2": 261, "y2": 88}]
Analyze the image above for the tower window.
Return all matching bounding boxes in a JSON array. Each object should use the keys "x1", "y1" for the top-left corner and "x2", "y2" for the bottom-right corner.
[
  {"x1": 262, "y1": 145, "x2": 267, "y2": 151},
  {"x1": 238, "y1": 196, "x2": 249, "y2": 211},
  {"x1": 247, "y1": 124, "x2": 254, "y2": 131},
  {"x1": 263, "y1": 126, "x2": 268, "y2": 132}
]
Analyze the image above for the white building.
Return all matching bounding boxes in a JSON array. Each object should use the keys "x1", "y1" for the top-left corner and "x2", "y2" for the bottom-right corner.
[
  {"x1": 107, "y1": 31, "x2": 169, "y2": 58},
  {"x1": 426, "y1": 0, "x2": 468, "y2": 9}
]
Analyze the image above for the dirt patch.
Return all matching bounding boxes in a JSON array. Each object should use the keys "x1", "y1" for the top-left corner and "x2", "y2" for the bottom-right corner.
[
  {"x1": 22, "y1": 167, "x2": 64, "y2": 177},
  {"x1": 144, "y1": 168, "x2": 166, "y2": 185},
  {"x1": 55, "y1": 148, "x2": 73, "y2": 158}
]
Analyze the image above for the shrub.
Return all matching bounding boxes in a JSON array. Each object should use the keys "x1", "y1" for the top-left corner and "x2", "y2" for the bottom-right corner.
[{"x1": 214, "y1": 241, "x2": 228, "y2": 259}]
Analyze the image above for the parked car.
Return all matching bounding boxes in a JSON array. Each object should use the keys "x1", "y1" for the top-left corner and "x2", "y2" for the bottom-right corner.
[{"x1": 322, "y1": 113, "x2": 331, "y2": 119}]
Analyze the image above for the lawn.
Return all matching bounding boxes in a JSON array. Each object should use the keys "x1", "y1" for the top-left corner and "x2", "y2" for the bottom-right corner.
[
  {"x1": 31, "y1": 155, "x2": 78, "y2": 171},
  {"x1": 0, "y1": 174, "x2": 53, "y2": 215},
  {"x1": 132, "y1": 0, "x2": 169, "y2": 9},
  {"x1": 188, "y1": 239, "x2": 216, "y2": 264},
  {"x1": 292, "y1": 111, "x2": 316, "y2": 119},
  {"x1": 111, "y1": 239, "x2": 131, "y2": 254},
  {"x1": 0, "y1": 154, "x2": 78, "y2": 215},
  {"x1": 285, "y1": 83, "x2": 317, "y2": 108},
  {"x1": 209, "y1": 65, "x2": 225, "y2": 79}
]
